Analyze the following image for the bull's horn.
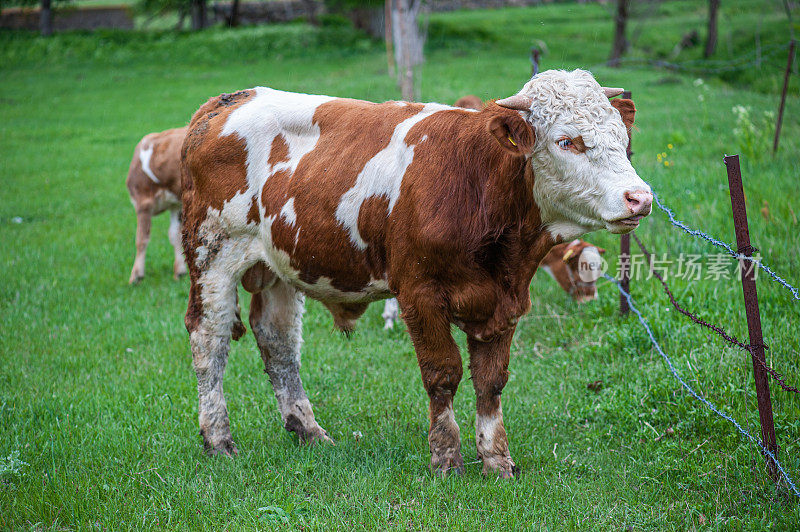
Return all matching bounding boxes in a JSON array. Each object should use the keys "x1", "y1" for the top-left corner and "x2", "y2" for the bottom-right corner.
[
  {"x1": 496, "y1": 94, "x2": 533, "y2": 111},
  {"x1": 603, "y1": 87, "x2": 625, "y2": 98}
]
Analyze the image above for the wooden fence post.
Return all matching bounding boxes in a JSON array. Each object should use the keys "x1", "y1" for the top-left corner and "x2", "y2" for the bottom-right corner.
[
  {"x1": 530, "y1": 47, "x2": 541, "y2": 76},
  {"x1": 724, "y1": 154, "x2": 779, "y2": 482},
  {"x1": 773, "y1": 39, "x2": 796, "y2": 155},
  {"x1": 619, "y1": 90, "x2": 633, "y2": 315}
]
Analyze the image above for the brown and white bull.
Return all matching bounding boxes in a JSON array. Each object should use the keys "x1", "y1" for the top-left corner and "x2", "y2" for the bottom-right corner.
[
  {"x1": 126, "y1": 127, "x2": 187, "y2": 284},
  {"x1": 180, "y1": 69, "x2": 652, "y2": 477}
]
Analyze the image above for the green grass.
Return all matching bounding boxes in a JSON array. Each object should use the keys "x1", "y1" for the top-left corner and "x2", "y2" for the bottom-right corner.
[{"x1": 1, "y1": 0, "x2": 800, "y2": 529}]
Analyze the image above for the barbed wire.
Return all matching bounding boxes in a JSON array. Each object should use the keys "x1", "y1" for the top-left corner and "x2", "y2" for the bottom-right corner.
[
  {"x1": 630, "y1": 232, "x2": 800, "y2": 394},
  {"x1": 652, "y1": 192, "x2": 800, "y2": 301},
  {"x1": 605, "y1": 273, "x2": 800, "y2": 499}
]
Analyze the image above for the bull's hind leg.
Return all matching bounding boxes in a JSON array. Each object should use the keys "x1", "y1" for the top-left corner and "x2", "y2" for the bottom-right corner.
[
  {"x1": 468, "y1": 330, "x2": 516, "y2": 478},
  {"x1": 129, "y1": 201, "x2": 154, "y2": 284},
  {"x1": 249, "y1": 279, "x2": 332, "y2": 444},
  {"x1": 186, "y1": 242, "x2": 254, "y2": 456},
  {"x1": 168, "y1": 208, "x2": 187, "y2": 279}
]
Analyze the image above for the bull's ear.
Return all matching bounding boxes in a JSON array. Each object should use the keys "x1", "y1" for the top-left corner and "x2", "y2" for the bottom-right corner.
[
  {"x1": 488, "y1": 112, "x2": 534, "y2": 155},
  {"x1": 610, "y1": 98, "x2": 636, "y2": 135},
  {"x1": 597, "y1": 246, "x2": 607, "y2": 254}
]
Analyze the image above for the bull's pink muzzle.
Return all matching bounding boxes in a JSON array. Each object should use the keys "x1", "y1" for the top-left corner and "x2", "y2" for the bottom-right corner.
[{"x1": 619, "y1": 190, "x2": 653, "y2": 225}]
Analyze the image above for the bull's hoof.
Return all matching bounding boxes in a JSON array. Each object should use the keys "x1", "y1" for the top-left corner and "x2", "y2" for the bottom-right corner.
[
  {"x1": 480, "y1": 455, "x2": 517, "y2": 479},
  {"x1": 284, "y1": 415, "x2": 335, "y2": 445},
  {"x1": 430, "y1": 451, "x2": 465, "y2": 478},
  {"x1": 231, "y1": 319, "x2": 247, "y2": 341},
  {"x1": 173, "y1": 268, "x2": 187, "y2": 280},
  {"x1": 203, "y1": 438, "x2": 239, "y2": 457},
  {"x1": 128, "y1": 271, "x2": 144, "y2": 285}
]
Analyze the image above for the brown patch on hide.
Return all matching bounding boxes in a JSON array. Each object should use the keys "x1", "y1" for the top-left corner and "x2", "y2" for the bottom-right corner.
[
  {"x1": 357, "y1": 196, "x2": 390, "y2": 276},
  {"x1": 256, "y1": 99, "x2": 426, "y2": 293},
  {"x1": 246, "y1": 195, "x2": 260, "y2": 225},
  {"x1": 268, "y1": 134, "x2": 290, "y2": 166},
  {"x1": 571, "y1": 135, "x2": 587, "y2": 154},
  {"x1": 396, "y1": 103, "x2": 550, "y2": 341}
]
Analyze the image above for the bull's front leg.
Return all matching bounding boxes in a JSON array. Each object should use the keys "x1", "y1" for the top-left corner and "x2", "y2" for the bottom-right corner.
[
  {"x1": 468, "y1": 329, "x2": 516, "y2": 478},
  {"x1": 401, "y1": 297, "x2": 464, "y2": 476}
]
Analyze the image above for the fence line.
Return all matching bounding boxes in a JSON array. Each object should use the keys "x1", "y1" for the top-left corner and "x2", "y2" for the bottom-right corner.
[
  {"x1": 588, "y1": 41, "x2": 793, "y2": 76},
  {"x1": 630, "y1": 232, "x2": 800, "y2": 395},
  {"x1": 652, "y1": 192, "x2": 800, "y2": 301},
  {"x1": 604, "y1": 273, "x2": 800, "y2": 499}
]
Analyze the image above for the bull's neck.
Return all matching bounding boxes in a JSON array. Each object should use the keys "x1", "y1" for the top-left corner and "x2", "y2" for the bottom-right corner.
[
  {"x1": 473, "y1": 143, "x2": 542, "y2": 241},
  {"x1": 471, "y1": 141, "x2": 554, "y2": 282}
]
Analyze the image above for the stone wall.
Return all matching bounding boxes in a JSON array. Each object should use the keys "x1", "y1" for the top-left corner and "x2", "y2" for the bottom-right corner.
[
  {"x1": 211, "y1": 0, "x2": 322, "y2": 25},
  {"x1": 210, "y1": 0, "x2": 557, "y2": 28},
  {"x1": 0, "y1": 5, "x2": 133, "y2": 31}
]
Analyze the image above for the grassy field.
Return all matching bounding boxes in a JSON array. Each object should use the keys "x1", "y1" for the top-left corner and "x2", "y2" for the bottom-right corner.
[{"x1": 2, "y1": 0, "x2": 800, "y2": 529}]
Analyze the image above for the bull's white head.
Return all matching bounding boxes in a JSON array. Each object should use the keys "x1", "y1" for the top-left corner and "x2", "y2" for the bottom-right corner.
[{"x1": 494, "y1": 69, "x2": 652, "y2": 240}]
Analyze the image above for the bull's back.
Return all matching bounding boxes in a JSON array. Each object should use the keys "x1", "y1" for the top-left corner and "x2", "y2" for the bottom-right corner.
[{"x1": 182, "y1": 87, "x2": 473, "y2": 301}]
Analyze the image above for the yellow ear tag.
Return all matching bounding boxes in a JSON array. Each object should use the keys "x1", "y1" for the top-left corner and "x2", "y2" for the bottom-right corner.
[
  {"x1": 508, "y1": 136, "x2": 517, "y2": 147},
  {"x1": 562, "y1": 248, "x2": 575, "y2": 262}
]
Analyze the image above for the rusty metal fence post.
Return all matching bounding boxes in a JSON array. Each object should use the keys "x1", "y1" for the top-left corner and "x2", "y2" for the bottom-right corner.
[
  {"x1": 620, "y1": 90, "x2": 633, "y2": 315},
  {"x1": 724, "y1": 154, "x2": 779, "y2": 481}
]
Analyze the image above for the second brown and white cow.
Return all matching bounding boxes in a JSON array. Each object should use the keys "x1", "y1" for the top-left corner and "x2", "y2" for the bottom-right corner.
[
  {"x1": 181, "y1": 69, "x2": 652, "y2": 477},
  {"x1": 126, "y1": 127, "x2": 187, "y2": 284}
]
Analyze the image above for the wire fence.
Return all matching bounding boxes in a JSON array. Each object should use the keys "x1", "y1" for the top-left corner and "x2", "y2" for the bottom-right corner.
[
  {"x1": 652, "y1": 191, "x2": 800, "y2": 301},
  {"x1": 605, "y1": 273, "x2": 800, "y2": 499},
  {"x1": 630, "y1": 231, "x2": 800, "y2": 394},
  {"x1": 609, "y1": 181, "x2": 800, "y2": 498}
]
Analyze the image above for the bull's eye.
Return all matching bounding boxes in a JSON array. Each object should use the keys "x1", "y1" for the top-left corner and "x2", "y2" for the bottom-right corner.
[{"x1": 557, "y1": 138, "x2": 573, "y2": 150}]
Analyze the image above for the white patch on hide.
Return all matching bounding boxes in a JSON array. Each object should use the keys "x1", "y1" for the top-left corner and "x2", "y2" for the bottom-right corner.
[
  {"x1": 280, "y1": 197, "x2": 297, "y2": 226},
  {"x1": 476, "y1": 413, "x2": 501, "y2": 444},
  {"x1": 297, "y1": 275, "x2": 391, "y2": 304},
  {"x1": 334, "y1": 103, "x2": 449, "y2": 249},
  {"x1": 221, "y1": 87, "x2": 335, "y2": 190},
  {"x1": 547, "y1": 220, "x2": 593, "y2": 241},
  {"x1": 139, "y1": 143, "x2": 160, "y2": 184}
]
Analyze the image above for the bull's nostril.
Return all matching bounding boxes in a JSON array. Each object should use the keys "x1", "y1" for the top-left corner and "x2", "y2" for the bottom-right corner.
[{"x1": 624, "y1": 190, "x2": 653, "y2": 215}]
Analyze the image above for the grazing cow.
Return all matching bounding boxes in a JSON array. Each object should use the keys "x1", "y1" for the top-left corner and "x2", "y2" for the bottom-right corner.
[
  {"x1": 382, "y1": 239, "x2": 606, "y2": 328},
  {"x1": 127, "y1": 127, "x2": 187, "y2": 284},
  {"x1": 453, "y1": 94, "x2": 484, "y2": 111},
  {"x1": 539, "y1": 239, "x2": 606, "y2": 303},
  {"x1": 181, "y1": 69, "x2": 652, "y2": 477}
]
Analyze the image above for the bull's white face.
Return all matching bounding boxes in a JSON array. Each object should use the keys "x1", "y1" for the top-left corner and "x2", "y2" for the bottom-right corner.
[{"x1": 503, "y1": 69, "x2": 652, "y2": 240}]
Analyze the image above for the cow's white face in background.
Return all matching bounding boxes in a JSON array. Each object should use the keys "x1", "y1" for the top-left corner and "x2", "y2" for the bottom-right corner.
[{"x1": 497, "y1": 69, "x2": 652, "y2": 240}]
